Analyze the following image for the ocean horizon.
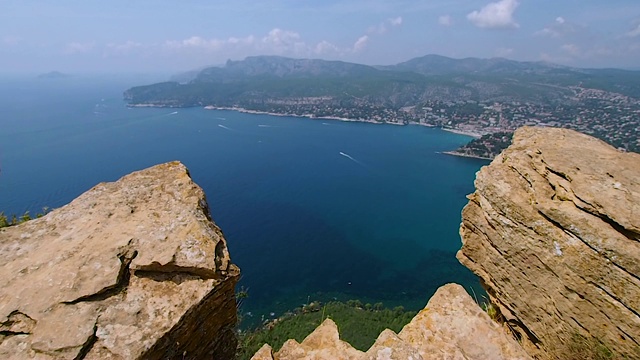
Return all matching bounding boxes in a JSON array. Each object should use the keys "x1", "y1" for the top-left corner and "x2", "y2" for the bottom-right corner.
[{"x1": 0, "y1": 75, "x2": 489, "y2": 327}]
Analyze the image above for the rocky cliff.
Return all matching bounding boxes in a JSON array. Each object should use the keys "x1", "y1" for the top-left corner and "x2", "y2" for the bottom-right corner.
[
  {"x1": 0, "y1": 161, "x2": 240, "y2": 359},
  {"x1": 250, "y1": 284, "x2": 531, "y2": 360},
  {"x1": 457, "y1": 127, "x2": 640, "y2": 358}
]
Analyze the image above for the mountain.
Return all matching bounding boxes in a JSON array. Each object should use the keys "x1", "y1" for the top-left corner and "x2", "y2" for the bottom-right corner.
[
  {"x1": 123, "y1": 55, "x2": 640, "y2": 154},
  {"x1": 125, "y1": 55, "x2": 640, "y2": 107},
  {"x1": 379, "y1": 54, "x2": 560, "y2": 75}
]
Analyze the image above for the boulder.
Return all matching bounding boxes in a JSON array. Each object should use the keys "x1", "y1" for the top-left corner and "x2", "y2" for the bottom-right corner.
[
  {"x1": 457, "y1": 126, "x2": 640, "y2": 358},
  {"x1": 0, "y1": 161, "x2": 240, "y2": 359}
]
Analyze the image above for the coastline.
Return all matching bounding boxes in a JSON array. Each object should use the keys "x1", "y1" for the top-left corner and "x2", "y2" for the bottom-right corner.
[
  {"x1": 204, "y1": 105, "x2": 405, "y2": 126},
  {"x1": 440, "y1": 128, "x2": 483, "y2": 139},
  {"x1": 440, "y1": 151, "x2": 493, "y2": 161},
  {"x1": 128, "y1": 103, "x2": 483, "y2": 136}
]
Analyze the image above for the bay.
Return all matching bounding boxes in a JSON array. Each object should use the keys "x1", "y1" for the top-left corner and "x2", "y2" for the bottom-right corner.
[{"x1": 0, "y1": 76, "x2": 489, "y2": 326}]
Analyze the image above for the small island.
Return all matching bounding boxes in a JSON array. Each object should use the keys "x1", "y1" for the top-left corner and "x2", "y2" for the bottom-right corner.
[{"x1": 37, "y1": 71, "x2": 71, "y2": 79}]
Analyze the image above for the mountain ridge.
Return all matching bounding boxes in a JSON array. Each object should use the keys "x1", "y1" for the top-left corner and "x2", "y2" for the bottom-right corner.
[{"x1": 124, "y1": 54, "x2": 640, "y2": 155}]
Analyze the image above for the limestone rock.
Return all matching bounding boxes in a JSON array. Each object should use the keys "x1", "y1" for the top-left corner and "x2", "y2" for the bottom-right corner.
[
  {"x1": 364, "y1": 329, "x2": 423, "y2": 360},
  {"x1": 0, "y1": 161, "x2": 240, "y2": 359},
  {"x1": 251, "y1": 344, "x2": 275, "y2": 360},
  {"x1": 275, "y1": 319, "x2": 364, "y2": 360},
  {"x1": 398, "y1": 283, "x2": 531, "y2": 360},
  {"x1": 457, "y1": 127, "x2": 640, "y2": 359},
  {"x1": 252, "y1": 284, "x2": 529, "y2": 360}
]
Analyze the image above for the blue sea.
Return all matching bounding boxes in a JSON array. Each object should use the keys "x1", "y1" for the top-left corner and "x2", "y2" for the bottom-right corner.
[{"x1": 0, "y1": 75, "x2": 488, "y2": 326}]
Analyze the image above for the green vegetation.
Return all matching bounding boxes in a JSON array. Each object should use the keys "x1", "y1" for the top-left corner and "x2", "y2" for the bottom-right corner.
[
  {"x1": 450, "y1": 132, "x2": 513, "y2": 159},
  {"x1": 0, "y1": 208, "x2": 50, "y2": 228},
  {"x1": 551, "y1": 333, "x2": 617, "y2": 360},
  {"x1": 237, "y1": 301, "x2": 417, "y2": 360}
]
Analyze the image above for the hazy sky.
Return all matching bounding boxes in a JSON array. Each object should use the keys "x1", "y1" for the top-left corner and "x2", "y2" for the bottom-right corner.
[{"x1": 2, "y1": 0, "x2": 640, "y2": 73}]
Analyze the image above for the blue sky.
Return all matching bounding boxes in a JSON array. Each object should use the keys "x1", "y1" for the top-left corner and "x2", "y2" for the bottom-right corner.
[{"x1": 2, "y1": 0, "x2": 640, "y2": 73}]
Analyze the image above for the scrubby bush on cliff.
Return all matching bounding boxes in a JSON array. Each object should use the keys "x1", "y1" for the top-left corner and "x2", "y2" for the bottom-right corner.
[{"x1": 0, "y1": 208, "x2": 51, "y2": 228}]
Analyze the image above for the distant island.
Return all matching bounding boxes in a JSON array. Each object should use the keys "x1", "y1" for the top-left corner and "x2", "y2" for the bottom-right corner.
[
  {"x1": 124, "y1": 55, "x2": 640, "y2": 158},
  {"x1": 37, "y1": 71, "x2": 71, "y2": 79}
]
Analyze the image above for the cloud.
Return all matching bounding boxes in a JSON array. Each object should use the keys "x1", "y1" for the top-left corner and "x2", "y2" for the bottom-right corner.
[
  {"x1": 314, "y1": 40, "x2": 339, "y2": 55},
  {"x1": 627, "y1": 24, "x2": 640, "y2": 38},
  {"x1": 467, "y1": 0, "x2": 519, "y2": 29},
  {"x1": 261, "y1": 28, "x2": 307, "y2": 54},
  {"x1": 389, "y1": 16, "x2": 403, "y2": 26},
  {"x1": 64, "y1": 42, "x2": 94, "y2": 54},
  {"x1": 496, "y1": 47, "x2": 514, "y2": 57},
  {"x1": 106, "y1": 41, "x2": 143, "y2": 55},
  {"x1": 353, "y1": 35, "x2": 369, "y2": 52},
  {"x1": 438, "y1": 15, "x2": 453, "y2": 27},
  {"x1": 164, "y1": 35, "x2": 256, "y2": 52},
  {"x1": 368, "y1": 16, "x2": 403, "y2": 34},
  {"x1": 535, "y1": 17, "x2": 582, "y2": 38},
  {"x1": 562, "y1": 43, "x2": 580, "y2": 56},
  {"x1": 164, "y1": 36, "x2": 222, "y2": 50}
]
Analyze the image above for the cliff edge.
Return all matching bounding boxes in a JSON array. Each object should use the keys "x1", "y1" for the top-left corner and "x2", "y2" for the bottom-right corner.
[
  {"x1": 0, "y1": 161, "x2": 240, "y2": 359},
  {"x1": 458, "y1": 126, "x2": 640, "y2": 358},
  {"x1": 251, "y1": 283, "x2": 531, "y2": 360}
]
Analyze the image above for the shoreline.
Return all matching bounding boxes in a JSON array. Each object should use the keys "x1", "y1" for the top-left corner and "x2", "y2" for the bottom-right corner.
[
  {"x1": 440, "y1": 128, "x2": 483, "y2": 139},
  {"x1": 128, "y1": 103, "x2": 485, "y2": 139},
  {"x1": 204, "y1": 105, "x2": 405, "y2": 126},
  {"x1": 440, "y1": 151, "x2": 493, "y2": 161}
]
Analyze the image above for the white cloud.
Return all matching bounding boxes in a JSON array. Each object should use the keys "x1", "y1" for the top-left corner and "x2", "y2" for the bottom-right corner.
[
  {"x1": 467, "y1": 0, "x2": 519, "y2": 29},
  {"x1": 353, "y1": 35, "x2": 369, "y2": 52},
  {"x1": 228, "y1": 35, "x2": 255, "y2": 45},
  {"x1": 562, "y1": 43, "x2": 580, "y2": 56},
  {"x1": 164, "y1": 36, "x2": 223, "y2": 50},
  {"x1": 314, "y1": 40, "x2": 339, "y2": 55},
  {"x1": 535, "y1": 17, "x2": 581, "y2": 38},
  {"x1": 368, "y1": 16, "x2": 403, "y2": 34},
  {"x1": 261, "y1": 28, "x2": 307, "y2": 55},
  {"x1": 106, "y1": 40, "x2": 142, "y2": 54},
  {"x1": 64, "y1": 42, "x2": 94, "y2": 54},
  {"x1": 496, "y1": 47, "x2": 514, "y2": 57},
  {"x1": 389, "y1": 16, "x2": 403, "y2": 26},
  {"x1": 438, "y1": 15, "x2": 453, "y2": 27},
  {"x1": 627, "y1": 24, "x2": 640, "y2": 38}
]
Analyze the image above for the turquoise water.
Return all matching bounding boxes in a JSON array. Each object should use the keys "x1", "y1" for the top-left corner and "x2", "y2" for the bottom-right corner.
[{"x1": 0, "y1": 76, "x2": 488, "y2": 326}]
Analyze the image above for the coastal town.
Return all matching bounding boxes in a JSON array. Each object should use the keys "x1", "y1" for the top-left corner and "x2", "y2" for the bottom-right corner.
[{"x1": 222, "y1": 85, "x2": 639, "y2": 158}]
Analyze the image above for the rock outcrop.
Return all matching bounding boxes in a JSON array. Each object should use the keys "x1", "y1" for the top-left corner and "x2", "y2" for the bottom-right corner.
[
  {"x1": 457, "y1": 127, "x2": 640, "y2": 358},
  {"x1": 251, "y1": 283, "x2": 531, "y2": 360},
  {"x1": 0, "y1": 161, "x2": 240, "y2": 359}
]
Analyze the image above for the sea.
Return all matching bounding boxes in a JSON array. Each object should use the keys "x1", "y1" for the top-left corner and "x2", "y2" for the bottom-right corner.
[{"x1": 0, "y1": 75, "x2": 489, "y2": 327}]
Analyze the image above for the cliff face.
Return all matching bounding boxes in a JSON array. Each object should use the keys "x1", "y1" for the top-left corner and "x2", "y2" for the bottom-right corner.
[
  {"x1": 0, "y1": 161, "x2": 240, "y2": 359},
  {"x1": 457, "y1": 127, "x2": 640, "y2": 358},
  {"x1": 251, "y1": 283, "x2": 531, "y2": 360}
]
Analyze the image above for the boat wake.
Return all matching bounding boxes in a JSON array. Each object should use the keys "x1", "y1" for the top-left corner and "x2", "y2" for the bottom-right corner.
[
  {"x1": 217, "y1": 117, "x2": 226, "y2": 120},
  {"x1": 169, "y1": 111, "x2": 178, "y2": 115},
  {"x1": 339, "y1": 151, "x2": 364, "y2": 166},
  {"x1": 258, "y1": 124, "x2": 272, "y2": 128},
  {"x1": 218, "y1": 124, "x2": 232, "y2": 130}
]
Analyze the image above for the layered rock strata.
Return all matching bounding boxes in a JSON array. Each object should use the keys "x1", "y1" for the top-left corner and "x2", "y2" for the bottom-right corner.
[
  {"x1": 457, "y1": 127, "x2": 640, "y2": 358},
  {"x1": 0, "y1": 161, "x2": 240, "y2": 359},
  {"x1": 251, "y1": 283, "x2": 531, "y2": 360}
]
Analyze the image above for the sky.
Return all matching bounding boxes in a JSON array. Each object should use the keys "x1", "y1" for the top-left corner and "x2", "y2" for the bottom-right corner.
[{"x1": 2, "y1": 0, "x2": 640, "y2": 73}]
